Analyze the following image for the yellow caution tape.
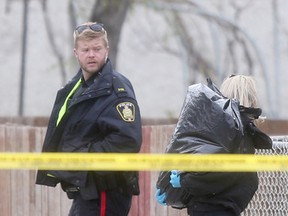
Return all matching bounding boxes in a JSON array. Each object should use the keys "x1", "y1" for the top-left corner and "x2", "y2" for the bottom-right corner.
[{"x1": 0, "y1": 153, "x2": 287, "y2": 172}]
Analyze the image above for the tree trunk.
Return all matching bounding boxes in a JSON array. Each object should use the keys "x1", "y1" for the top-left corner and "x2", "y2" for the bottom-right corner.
[{"x1": 90, "y1": 0, "x2": 132, "y2": 69}]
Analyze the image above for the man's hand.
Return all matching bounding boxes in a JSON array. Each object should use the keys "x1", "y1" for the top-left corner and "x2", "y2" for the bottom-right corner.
[
  {"x1": 155, "y1": 188, "x2": 167, "y2": 206},
  {"x1": 170, "y1": 170, "x2": 181, "y2": 188}
]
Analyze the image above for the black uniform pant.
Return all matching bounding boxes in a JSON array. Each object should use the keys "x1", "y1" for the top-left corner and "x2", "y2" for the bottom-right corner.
[{"x1": 68, "y1": 190, "x2": 132, "y2": 216}]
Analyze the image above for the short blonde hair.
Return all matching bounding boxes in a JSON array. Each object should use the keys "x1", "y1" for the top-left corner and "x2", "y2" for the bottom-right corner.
[
  {"x1": 220, "y1": 75, "x2": 258, "y2": 108},
  {"x1": 73, "y1": 22, "x2": 109, "y2": 48}
]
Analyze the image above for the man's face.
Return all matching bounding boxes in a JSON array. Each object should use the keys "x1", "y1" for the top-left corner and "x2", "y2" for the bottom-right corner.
[{"x1": 74, "y1": 37, "x2": 109, "y2": 80}]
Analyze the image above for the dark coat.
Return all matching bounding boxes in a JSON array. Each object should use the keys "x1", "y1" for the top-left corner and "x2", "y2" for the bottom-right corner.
[
  {"x1": 36, "y1": 59, "x2": 142, "y2": 199},
  {"x1": 156, "y1": 79, "x2": 272, "y2": 215}
]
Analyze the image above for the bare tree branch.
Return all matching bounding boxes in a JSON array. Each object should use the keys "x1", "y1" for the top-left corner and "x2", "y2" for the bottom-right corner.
[
  {"x1": 171, "y1": 12, "x2": 214, "y2": 83},
  {"x1": 90, "y1": 0, "x2": 133, "y2": 68},
  {"x1": 41, "y1": 0, "x2": 67, "y2": 85},
  {"x1": 68, "y1": 0, "x2": 77, "y2": 30}
]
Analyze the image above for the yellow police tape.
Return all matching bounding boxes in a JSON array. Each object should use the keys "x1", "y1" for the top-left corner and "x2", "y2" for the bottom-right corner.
[{"x1": 0, "y1": 153, "x2": 288, "y2": 172}]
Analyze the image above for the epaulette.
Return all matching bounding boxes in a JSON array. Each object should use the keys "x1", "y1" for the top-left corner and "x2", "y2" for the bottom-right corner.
[{"x1": 112, "y1": 76, "x2": 127, "y2": 96}]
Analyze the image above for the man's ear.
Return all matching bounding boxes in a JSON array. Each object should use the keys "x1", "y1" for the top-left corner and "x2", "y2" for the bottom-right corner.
[
  {"x1": 74, "y1": 48, "x2": 78, "y2": 58},
  {"x1": 105, "y1": 47, "x2": 110, "y2": 61}
]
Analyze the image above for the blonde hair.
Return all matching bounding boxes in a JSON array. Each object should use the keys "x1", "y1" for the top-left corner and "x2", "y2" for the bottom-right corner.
[
  {"x1": 73, "y1": 22, "x2": 109, "y2": 48},
  {"x1": 220, "y1": 75, "x2": 258, "y2": 108}
]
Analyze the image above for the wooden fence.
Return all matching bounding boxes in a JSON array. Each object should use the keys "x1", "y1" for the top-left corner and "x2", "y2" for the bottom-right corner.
[
  {"x1": 0, "y1": 123, "x2": 186, "y2": 216},
  {"x1": 0, "y1": 121, "x2": 288, "y2": 216}
]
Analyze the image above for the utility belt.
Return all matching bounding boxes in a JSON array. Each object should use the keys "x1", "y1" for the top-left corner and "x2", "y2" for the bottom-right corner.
[
  {"x1": 96, "y1": 173, "x2": 120, "y2": 191},
  {"x1": 64, "y1": 186, "x2": 80, "y2": 199},
  {"x1": 63, "y1": 171, "x2": 139, "y2": 199},
  {"x1": 96, "y1": 171, "x2": 140, "y2": 196},
  {"x1": 65, "y1": 186, "x2": 80, "y2": 193}
]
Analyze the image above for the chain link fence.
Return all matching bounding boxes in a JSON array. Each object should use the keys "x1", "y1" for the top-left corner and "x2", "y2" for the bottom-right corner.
[{"x1": 242, "y1": 136, "x2": 288, "y2": 216}]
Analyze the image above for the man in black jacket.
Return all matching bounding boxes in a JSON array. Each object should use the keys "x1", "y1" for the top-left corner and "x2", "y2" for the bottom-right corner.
[{"x1": 36, "y1": 22, "x2": 142, "y2": 216}]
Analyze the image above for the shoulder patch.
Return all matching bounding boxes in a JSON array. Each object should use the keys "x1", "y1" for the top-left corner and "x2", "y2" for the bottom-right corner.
[{"x1": 116, "y1": 102, "x2": 135, "y2": 122}]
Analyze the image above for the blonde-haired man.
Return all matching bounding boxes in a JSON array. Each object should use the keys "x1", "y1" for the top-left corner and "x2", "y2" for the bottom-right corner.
[{"x1": 36, "y1": 22, "x2": 142, "y2": 216}]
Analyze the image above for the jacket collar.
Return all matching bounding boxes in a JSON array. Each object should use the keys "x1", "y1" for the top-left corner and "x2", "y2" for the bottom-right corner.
[
  {"x1": 70, "y1": 59, "x2": 114, "y2": 91},
  {"x1": 86, "y1": 59, "x2": 113, "y2": 91},
  {"x1": 67, "y1": 59, "x2": 114, "y2": 104}
]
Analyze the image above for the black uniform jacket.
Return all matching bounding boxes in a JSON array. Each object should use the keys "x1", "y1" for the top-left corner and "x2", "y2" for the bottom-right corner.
[{"x1": 36, "y1": 59, "x2": 142, "y2": 199}]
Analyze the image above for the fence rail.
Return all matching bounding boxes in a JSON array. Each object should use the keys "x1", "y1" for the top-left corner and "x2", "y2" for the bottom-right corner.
[{"x1": 0, "y1": 123, "x2": 288, "y2": 216}]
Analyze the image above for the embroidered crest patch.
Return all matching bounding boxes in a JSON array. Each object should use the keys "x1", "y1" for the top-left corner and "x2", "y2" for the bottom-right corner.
[{"x1": 116, "y1": 102, "x2": 135, "y2": 122}]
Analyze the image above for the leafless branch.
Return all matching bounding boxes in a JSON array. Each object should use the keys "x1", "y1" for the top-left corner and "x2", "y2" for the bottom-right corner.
[{"x1": 41, "y1": 0, "x2": 67, "y2": 85}]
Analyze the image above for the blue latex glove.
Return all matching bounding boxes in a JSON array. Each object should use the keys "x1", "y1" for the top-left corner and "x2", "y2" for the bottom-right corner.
[
  {"x1": 155, "y1": 188, "x2": 167, "y2": 206},
  {"x1": 170, "y1": 170, "x2": 181, "y2": 188}
]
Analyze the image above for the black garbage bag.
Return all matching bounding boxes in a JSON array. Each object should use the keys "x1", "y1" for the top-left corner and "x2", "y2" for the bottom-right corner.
[
  {"x1": 166, "y1": 78, "x2": 244, "y2": 155},
  {"x1": 156, "y1": 78, "x2": 244, "y2": 209}
]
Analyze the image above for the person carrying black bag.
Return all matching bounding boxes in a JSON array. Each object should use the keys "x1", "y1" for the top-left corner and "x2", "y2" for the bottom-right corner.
[{"x1": 155, "y1": 75, "x2": 272, "y2": 216}]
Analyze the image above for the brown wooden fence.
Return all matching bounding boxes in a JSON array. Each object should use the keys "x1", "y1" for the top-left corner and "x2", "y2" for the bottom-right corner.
[
  {"x1": 0, "y1": 121, "x2": 288, "y2": 216},
  {"x1": 0, "y1": 123, "x2": 187, "y2": 216}
]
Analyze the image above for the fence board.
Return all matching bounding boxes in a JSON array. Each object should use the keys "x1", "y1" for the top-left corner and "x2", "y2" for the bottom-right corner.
[
  {"x1": 149, "y1": 125, "x2": 187, "y2": 216},
  {"x1": 0, "y1": 125, "x2": 11, "y2": 216}
]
